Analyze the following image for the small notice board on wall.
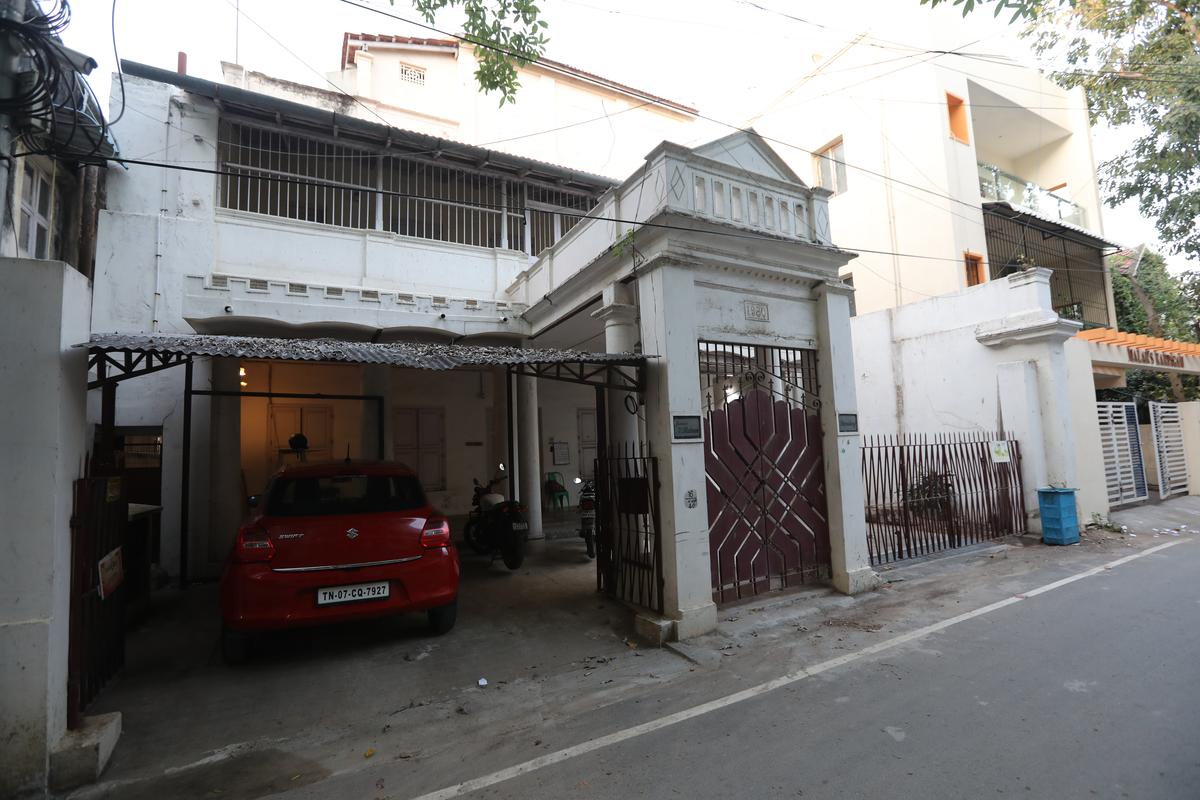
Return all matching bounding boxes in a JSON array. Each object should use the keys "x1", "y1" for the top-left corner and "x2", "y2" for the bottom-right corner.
[
  {"x1": 672, "y1": 415, "x2": 703, "y2": 441},
  {"x1": 551, "y1": 440, "x2": 570, "y2": 466}
]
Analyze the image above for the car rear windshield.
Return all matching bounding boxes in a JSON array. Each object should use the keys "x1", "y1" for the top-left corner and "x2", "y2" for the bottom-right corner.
[{"x1": 267, "y1": 474, "x2": 426, "y2": 516}]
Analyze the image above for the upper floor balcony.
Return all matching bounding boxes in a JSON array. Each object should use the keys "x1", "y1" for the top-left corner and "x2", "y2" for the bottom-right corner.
[
  {"x1": 216, "y1": 118, "x2": 606, "y2": 261},
  {"x1": 978, "y1": 161, "x2": 1086, "y2": 229}
]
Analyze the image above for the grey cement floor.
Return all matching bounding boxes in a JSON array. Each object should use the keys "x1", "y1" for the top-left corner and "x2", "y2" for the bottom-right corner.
[{"x1": 67, "y1": 497, "x2": 1200, "y2": 799}]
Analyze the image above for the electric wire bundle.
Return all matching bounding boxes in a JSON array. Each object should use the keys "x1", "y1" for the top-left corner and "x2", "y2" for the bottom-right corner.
[{"x1": 1, "y1": 0, "x2": 119, "y2": 163}]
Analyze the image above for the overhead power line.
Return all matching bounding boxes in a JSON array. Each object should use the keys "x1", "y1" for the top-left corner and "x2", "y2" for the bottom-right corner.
[{"x1": 329, "y1": 0, "x2": 1007, "y2": 217}]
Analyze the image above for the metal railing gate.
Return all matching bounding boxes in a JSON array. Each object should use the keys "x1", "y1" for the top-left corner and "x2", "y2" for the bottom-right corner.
[
  {"x1": 1097, "y1": 402, "x2": 1149, "y2": 507},
  {"x1": 595, "y1": 445, "x2": 664, "y2": 614},
  {"x1": 67, "y1": 474, "x2": 127, "y2": 728},
  {"x1": 1150, "y1": 401, "x2": 1189, "y2": 499},
  {"x1": 861, "y1": 432, "x2": 1026, "y2": 566}
]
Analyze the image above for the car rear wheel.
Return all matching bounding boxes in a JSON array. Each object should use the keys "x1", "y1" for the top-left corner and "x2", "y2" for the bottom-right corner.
[
  {"x1": 221, "y1": 627, "x2": 253, "y2": 665},
  {"x1": 427, "y1": 601, "x2": 458, "y2": 635}
]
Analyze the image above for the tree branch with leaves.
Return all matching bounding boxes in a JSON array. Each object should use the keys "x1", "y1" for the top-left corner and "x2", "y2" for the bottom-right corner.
[{"x1": 402, "y1": 0, "x2": 548, "y2": 105}]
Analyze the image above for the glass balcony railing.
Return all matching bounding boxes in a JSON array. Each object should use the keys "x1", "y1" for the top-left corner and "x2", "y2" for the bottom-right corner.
[{"x1": 977, "y1": 162, "x2": 1086, "y2": 228}]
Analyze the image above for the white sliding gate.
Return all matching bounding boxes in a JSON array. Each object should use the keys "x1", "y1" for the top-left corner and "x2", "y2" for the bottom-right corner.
[
  {"x1": 1150, "y1": 402, "x2": 1189, "y2": 499},
  {"x1": 1097, "y1": 402, "x2": 1149, "y2": 507}
]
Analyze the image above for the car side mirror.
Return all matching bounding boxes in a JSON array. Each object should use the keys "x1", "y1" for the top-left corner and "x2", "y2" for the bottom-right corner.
[{"x1": 247, "y1": 495, "x2": 259, "y2": 509}]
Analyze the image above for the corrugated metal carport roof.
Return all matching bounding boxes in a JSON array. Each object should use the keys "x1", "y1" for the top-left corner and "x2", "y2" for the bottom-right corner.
[{"x1": 85, "y1": 332, "x2": 644, "y2": 370}]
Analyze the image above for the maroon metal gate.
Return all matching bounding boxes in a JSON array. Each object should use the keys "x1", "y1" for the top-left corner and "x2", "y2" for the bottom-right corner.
[{"x1": 700, "y1": 342, "x2": 830, "y2": 604}]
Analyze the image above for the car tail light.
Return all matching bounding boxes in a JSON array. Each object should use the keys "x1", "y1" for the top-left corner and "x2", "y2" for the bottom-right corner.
[
  {"x1": 233, "y1": 523, "x2": 275, "y2": 563},
  {"x1": 421, "y1": 518, "x2": 451, "y2": 549}
]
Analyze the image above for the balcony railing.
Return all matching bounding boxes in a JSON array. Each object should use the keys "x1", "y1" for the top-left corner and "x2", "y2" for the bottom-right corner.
[{"x1": 977, "y1": 162, "x2": 1086, "y2": 228}]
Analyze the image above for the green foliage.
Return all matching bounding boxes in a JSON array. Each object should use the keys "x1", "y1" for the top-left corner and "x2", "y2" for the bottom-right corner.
[
  {"x1": 1108, "y1": 249, "x2": 1200, "y2": 400},
  {"x1": 922, "y1": 1, "x2": 1200, "y2": 261},
  {"x1": 1111, "y1": 250, "x2": 1197, "y2": 340},
  {"x1": 918, "y1": 0, "x2": 1039, "y2": 22},
  {"x1": 405, "y1": 0, "x2": 548, "y2": 105}
]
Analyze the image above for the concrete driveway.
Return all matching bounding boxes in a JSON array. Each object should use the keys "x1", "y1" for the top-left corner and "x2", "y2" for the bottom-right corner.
[{"x1": 74, "y1": 535, "x2": 657, "y2": 799}]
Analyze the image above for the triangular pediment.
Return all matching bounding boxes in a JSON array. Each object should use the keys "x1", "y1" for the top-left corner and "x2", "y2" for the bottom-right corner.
[{"x1": 690, "y1": 129, "x2": 807, "y2": 188}]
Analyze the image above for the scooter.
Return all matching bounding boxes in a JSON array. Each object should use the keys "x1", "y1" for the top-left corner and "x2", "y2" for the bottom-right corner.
[
  {"x1": 463, "y1": 464, "x2": 529, "y2": 570},
  {"x1": 574, "y1": 476, "x2": 596, "y2": 559}
]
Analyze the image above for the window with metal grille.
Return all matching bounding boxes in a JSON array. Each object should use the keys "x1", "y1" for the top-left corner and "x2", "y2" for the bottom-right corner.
[
  {"x1": 399, "y1": 62, "x2": 426, "y2": 85},
  {"x1": 216, "y1": 119, "x2": 596, "y2": 257},
  {"x1": 525, "y1": 184, "x2": 594, "y2": 256}
]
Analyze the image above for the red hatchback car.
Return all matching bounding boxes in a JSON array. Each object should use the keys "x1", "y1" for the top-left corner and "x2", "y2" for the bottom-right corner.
[{"x1": 219, "y1": 461, "x2": 459, "y2": 663}]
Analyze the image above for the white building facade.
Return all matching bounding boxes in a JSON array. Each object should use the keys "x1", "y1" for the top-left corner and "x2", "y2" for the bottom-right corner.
[
  {"x1": 90, "y1": 60, "x2": 876, "y2": 640},
  {"x1": 745, "y1": 43, "x2": 1127, "y2": 530}
]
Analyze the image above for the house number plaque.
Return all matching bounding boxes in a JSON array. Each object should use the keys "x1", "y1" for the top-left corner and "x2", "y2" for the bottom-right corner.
[{"x1": 744, "y1": 300, "x2": 770, "y2": 322}]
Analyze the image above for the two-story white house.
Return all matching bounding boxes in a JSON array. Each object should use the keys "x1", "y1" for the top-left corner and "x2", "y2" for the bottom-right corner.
[{"x1": 89, "y1": 57, "x2": 876, "y2": 649}]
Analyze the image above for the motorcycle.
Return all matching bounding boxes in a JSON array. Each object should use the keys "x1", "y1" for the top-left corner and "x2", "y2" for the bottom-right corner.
[
  {"x1": 574, "y1": 476, "x2": 596, "y2": 559},
  {"x1": 462, "y1": 465, "x2": 529, "y2": 570}
]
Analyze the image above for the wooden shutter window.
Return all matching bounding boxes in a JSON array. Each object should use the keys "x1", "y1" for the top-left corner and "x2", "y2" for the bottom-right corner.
[{"x1": 964, "y1": 252, "x2": 985, "y2": 287}]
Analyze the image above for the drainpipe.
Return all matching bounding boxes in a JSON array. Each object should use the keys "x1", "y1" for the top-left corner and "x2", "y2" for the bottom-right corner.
[
  {"x1": 879, "y1": 102, "x2": 903, "y2": 307},
  {"x1": 152, "y1": 100, "x2": 175, "y2": 331}
]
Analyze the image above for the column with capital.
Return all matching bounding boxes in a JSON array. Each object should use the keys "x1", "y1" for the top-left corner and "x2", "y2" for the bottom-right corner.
[{"x1": 591, "y1": 282, "x2": 641, "y2": 452}]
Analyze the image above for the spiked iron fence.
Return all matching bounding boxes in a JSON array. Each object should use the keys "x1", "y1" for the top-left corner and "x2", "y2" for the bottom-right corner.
[{"x1": 861, "y1": 432, "x2": 1026, "y2": 566}]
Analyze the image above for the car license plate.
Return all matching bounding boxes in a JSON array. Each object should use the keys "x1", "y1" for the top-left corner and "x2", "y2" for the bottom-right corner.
[
  {"x1": 511, "y1": 521, "x2": 529, "y2": 531},
  {"x1": 316, "y1": 581, "x2": 390, "y2": 606}
]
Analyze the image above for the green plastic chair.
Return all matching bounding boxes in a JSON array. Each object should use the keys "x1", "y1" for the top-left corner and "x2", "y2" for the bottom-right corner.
[{"x1": 545, "y1": 472, "x2": 570, "y2": 509}]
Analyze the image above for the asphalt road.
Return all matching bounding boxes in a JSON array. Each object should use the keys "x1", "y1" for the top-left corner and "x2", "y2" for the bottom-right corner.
[{"x1": 458, "y1": 541, "x2": 1200, "y2": 799}]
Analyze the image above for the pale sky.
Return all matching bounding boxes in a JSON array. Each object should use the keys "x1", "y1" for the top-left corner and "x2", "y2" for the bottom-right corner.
[{"x1": 59, "y1": 0, "x2": 1193, "y2": 274}]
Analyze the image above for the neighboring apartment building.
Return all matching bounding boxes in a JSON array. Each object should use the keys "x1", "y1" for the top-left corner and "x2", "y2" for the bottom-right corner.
[
  {"x1": 751, "y1": 47, "x2": 1113, "y2": 326},
  {"x1": 748, "y1": 39, "x2": 1200, "y2": 528}
]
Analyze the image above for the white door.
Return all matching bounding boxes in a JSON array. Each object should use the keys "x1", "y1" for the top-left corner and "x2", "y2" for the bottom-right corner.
[
  {"x1": 393, "y1": 408, "x2": 446, "y2": 490},
  {"x1": 1096, "y1": 402, "x2": 1148, "y2": 507},
  {"x1": 578, "y1": 408, "x2": 598, "y2": 479},
  {"x1": 269, "y1": 405, "x2": 333, "y2": 466},
  {"x1": 1150, "y1": 402, "x2": 1189, "y2": 499}
]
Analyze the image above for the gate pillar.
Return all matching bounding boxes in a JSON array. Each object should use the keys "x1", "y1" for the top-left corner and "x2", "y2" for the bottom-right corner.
[
  {"x1": 637, "y1": 264, "x2": 717, "y2": 639},
  {"x1": 815, "y1": 281, "x2": 879, "y2": 595}
]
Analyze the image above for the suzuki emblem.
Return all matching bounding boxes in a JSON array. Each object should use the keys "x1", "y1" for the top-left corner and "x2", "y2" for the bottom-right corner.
[{"x1": 346, "y1": 527, "x2": 359, "y2": 539}]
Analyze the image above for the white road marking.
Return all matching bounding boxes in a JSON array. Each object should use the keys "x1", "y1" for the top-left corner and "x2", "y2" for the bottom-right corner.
[{"x1": 409, "y1": 539, "x2": 1189, "y2": 800}]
